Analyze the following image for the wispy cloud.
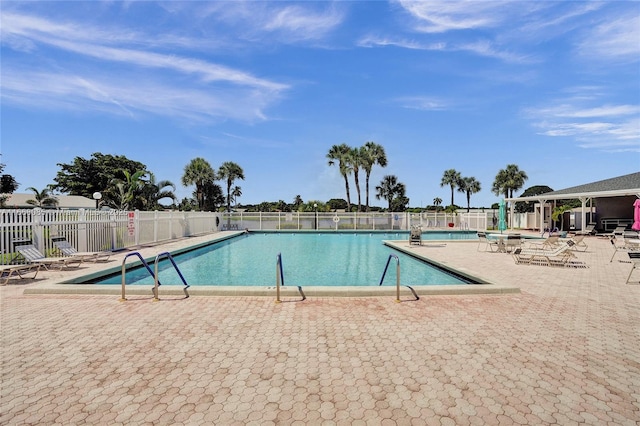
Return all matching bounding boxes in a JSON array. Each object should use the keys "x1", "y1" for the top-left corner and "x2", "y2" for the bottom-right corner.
[
  {"x1": 525, "y1": 95, "x2": 640, "y2": 152},
  {"x1": 1, "y1": 11, "x2": 289, "y2": 122},
  {"x1": 576, "y1": 14, "x2": 640, "y2": 63},
  {"x1": 394, "y1": 96, "x2": 451, "y2": 111},
  {"x1": 395, "y1": 0, "x2": 513, "y2": 33}
]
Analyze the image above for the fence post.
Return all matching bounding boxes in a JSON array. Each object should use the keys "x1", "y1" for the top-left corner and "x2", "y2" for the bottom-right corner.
[
  {"x1": 78, "y1": 208, "x2": 88, "y2": 252},
  {"x1": 32, "y1": 209, "x2": 45, "y2": 252}
]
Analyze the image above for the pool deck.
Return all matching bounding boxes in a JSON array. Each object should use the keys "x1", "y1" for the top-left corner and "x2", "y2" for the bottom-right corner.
[{"x1": 2, "y1": 231, "x2": 639, "y2": 424}]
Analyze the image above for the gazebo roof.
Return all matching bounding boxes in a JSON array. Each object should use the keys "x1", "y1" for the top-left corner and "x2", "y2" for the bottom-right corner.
[{"x1": 507, "y1": 172, "x2": 640, "y2": 202}]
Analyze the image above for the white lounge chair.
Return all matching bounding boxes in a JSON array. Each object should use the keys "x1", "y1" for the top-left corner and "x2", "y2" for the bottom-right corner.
[
  {"x1": 0, "y1": 264, "x2": 40, "y2": 285},
  {"x1": 51, "y1": 237, "x2": 111, "y2": 262},
  {"x1": 512, "y1": 241, "x2": 585, "y2": 268},
  {"x1": 16, "y1": 244, "x2": 83, "y2": 270}
]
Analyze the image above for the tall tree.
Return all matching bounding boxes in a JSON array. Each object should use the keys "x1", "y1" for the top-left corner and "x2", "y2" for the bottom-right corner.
[
  {"x1": 141, "y1": 173, "x2": 176, "y2": 210},
  {"x1": 458, "y1": 177, "x2": 482, "y2": 212},
  {"x1": 217, "y1": 161, "x2": 245, "y2": 213},
  {"x1": 432, "y1": 197, "x2": 442, "y2": 210},
  {"x1": 360, "y1": 142, "x2": 387, "y2": 212},
  {"x1": 350, "y1": 147, "x2": 364, "y2": 211},
  {"x1": 327, "y1": 144, "x2": 353, "y2": 212},
  {"x1": 181, "y1": 158, "x2": 215, "y2": 211},
  {"x1": 293, "y1": 195, "x2": 303, "y2": 210},
  {"x1": 0, "y1": 163, "x2": 19, "y2": 194},
  {"x1": 52, "y1": 153, "x2": 147, "y2": 202},
  {"x1": 375, "y1": 175, "x2": 406, "y2": 211},
  {"x1": 25, "y1": 187, "x2": 58, "y2": 208},
  {"x1": 492, "y1": 164, "x2": 528, "y2": 199},
  {"x1": 110, "y1": 170, "x2": 148, "y2": 210},
  {"x1": 440, "y1": 169, "x2": 461, "y2": 207},
  {"x1": 231, "y1": 186, "x2": 242, "y2": 207}
]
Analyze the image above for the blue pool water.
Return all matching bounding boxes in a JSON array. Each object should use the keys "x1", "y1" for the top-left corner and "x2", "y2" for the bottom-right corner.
[{"x1": 96, "y1": 232, "x2": 475, "y2": 286}]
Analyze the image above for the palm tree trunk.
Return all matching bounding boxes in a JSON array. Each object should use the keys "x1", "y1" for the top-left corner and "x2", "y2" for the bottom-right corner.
[
  {"x1": 365, "y1": 174, "x2": 370, "y2": 212},
  {"x1": 354, "y1": 171, "x2": 362, "y2": 212},
  {"x1": 343, "y1": 175, "x2": 351, "y2": 211}
]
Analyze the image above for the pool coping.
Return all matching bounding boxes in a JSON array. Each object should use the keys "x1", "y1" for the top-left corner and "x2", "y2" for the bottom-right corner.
[{"x1": 22, "y1": 232, "x2": 520, "y2": 297}]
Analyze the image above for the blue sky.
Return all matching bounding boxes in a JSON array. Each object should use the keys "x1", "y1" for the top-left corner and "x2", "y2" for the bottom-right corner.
[{"x1": 1, "y1": 1, "x2": 639, "y2": 208}]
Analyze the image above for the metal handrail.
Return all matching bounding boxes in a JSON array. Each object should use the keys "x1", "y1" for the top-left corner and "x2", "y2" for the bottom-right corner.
[
  {"x1": 153, "y1": 251, "x2": 190, "y2": 301},
  {"x1": 379, "y1": 254, "x2": 401, "y2": 302},
  {"x1": 275, "y1": 253, "x2": 284, "y2": 303},
  {"x1": 275, "y1": 253, "x2": 305, "y2": 303},
  {"x1": 120, "y1": 252, "x2": 157, "y2": 302}
]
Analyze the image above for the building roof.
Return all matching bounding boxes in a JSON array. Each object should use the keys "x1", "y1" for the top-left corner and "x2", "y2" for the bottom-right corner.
[
  {"x1": 3, "y1": 193, "x2": 96, "y2": 209},
  {"x1": 508, "y1": 172, "x2": 640, "y2": 202}
]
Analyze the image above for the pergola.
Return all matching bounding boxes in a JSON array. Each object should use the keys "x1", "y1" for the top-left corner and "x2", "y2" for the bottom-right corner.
[{"x1": 505, "y1": 172, "x2": 640, "y2": 233}]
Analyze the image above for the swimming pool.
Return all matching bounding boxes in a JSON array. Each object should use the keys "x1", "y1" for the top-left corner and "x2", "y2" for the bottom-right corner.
[{"x1": 94, "y1": 231, "x2": 476, "y2": 286}]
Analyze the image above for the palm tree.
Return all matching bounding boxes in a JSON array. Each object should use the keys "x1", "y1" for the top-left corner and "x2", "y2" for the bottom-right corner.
[
  {"x1": 375, "y1": 175, "x2": 404, "y2": 211},
  {"x1": 293, "y1": 195, "x2": 303, "y2": 211},
  {"x1": 141, "y1": 173, "x2": 176, "y2": 210},
  {"x1": 110, "y1": 170, "x2": 148, "y2": 210},
  {"x1": 492, "y1": 164, "x2": 528, "y2": 199},
  {"x1": 231, "y1": 185, "x2": 242, "y2": 207},
  {"x1": 458, "y1": 177, "x2": 482, "y2": 212},
  {"x1": 218, "y1": 161, "x2": 245, "y2": 213},
  {"x1": 360, "y1": 141, "x2": 387, "y2": 212},
  {"x1": 350, "y1": 147, "x2": 363, "y2": 211},
  {"x1": 440, "y1": 169, "x2": 461, "y2": 207},
  {"x1": 432, "y1": 197, "x2": 442, "y2": 210},
  {"x1": 25, "y1": 187, "x2": 58, "y2": 208},
  {"x1": 181, "y1": 158, "x2": 215, "y2": 211},
  {"x1": 327, "y1": 144, "x2": 353, "y2": 212}
]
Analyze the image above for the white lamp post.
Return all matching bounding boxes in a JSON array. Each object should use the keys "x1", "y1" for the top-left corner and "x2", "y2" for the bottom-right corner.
[{"x1": 92, "y1": 192, "x2": 102, "y2": 210}]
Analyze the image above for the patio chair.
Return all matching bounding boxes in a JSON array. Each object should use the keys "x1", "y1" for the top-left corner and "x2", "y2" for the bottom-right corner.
[
  {"x1": 525, "y1": 235, "x2": 560, "y2": 250},
  {"x1": 16, "y1": 244, "x2": 83, "y2": 270},
  {"x1": 568, "y1": 235, "x2": 588, "y2": 252},
  {"x1": 512, "y1": 241, "x2": 584, "y2": 268},
  {"x1": 575, "y1": 224, "x2": 596, "y2": 236},
  {"x1": 409, "y1": 226, "x2": 422, "y2": 246},
  {"x1": 51, "y1": 236, "x2": 111, "y2": 262},
  {"x1": 0, "y1": 264, "x2": 40, "y2": 285},
  {"x1": 625, "y1": 252, "x2": 640, "y2": 284},
  {"x1": 477, "y1": 232, "x2": 499, "y2": 252}
]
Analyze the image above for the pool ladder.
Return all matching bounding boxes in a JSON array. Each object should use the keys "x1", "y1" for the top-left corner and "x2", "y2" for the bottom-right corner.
[
  {"x1": 379, "y1": 254, "x2": 419, "y2": 302},
  {"x1": 120, "y1": 251, "x2": 189, "y2": 302},
  {"x1": 275, "y1": 253, "x2": 305, "y2": 303}
]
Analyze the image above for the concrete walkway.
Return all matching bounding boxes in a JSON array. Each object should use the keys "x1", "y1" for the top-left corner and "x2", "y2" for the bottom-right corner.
[{"x1": 1, "y1": 233, "x2": 639, "y2": 424}]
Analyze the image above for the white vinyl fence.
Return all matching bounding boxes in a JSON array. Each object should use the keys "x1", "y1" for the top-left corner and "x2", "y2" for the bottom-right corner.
[
  {"x1": 0, "y1": 209, "x2": 220, "y2": 265},
  {"x1": 2, "y1": 208, "x2": 532, "y2": 265}
]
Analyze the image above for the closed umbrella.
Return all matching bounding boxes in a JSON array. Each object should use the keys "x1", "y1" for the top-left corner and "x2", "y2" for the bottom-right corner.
[
  {"x1": 632, "y1": 199, "x2": 640, "y2": 231},
  {"x1": 498, "y1": 199, "x2": 507, "y2": 233}
]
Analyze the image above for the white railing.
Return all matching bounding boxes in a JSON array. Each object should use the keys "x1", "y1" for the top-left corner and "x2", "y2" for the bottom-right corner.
[
  {"x1": 0, "y1": 209, "x2": 220, "y2": 265},
  {"x1": 220, "y1": 211, "x2": 491, "y2": 232},
  {"x1": 3, "y1": 208, "x2": 536, "y2": 265}
]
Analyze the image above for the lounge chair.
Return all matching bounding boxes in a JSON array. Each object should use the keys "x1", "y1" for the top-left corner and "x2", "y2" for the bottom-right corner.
[
  {"x1": 0, "y1": 264, "x2": 40, "y2": 285},
  {"x1": 512, "y1": 241, "x2": 585, "y2": 268},
  {"x1": 16, "y1": 244, "x2": 83, "y2": 270},
  {"x1": 575, "y1": 224, "x2": 596, "y2": 236},
  {"x1": 526, "y1": 235, "x2": 560, "y2": 250},
  {"x1": 51, "y1": 237, "x2": 111, "y2": 262},
  {"x1": 609, "y1": 235, "x2": 640, "y2": 262},
  {"x1": 409, "y1": 226, "x2": 422, "y2": 246},
  {"x1": 477, "y1": 232, "x2": 499, "y2": 252},
  {"x1": 568, "y1": 235, "x2": 588, "y2": 252},
  {"x1": 626, "y1": 252, "x2": 640, "y2": 284}
]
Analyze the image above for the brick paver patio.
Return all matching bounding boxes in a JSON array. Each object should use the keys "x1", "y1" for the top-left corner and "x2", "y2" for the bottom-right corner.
[{"x1": 1, "y1": 233, "x2": 639, "y2": 424}]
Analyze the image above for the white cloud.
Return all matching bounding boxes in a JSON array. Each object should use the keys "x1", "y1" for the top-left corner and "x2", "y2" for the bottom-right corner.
[
  {"x1": 577, "y1": 14, "x2": 640, "y2": 62},
  {"x1": 394, "y1": 96, "x2": 451, "y2": 111},
  {"x1": 1, "y1": 10, "x2": 289, "y2": 122},
  {"x1": 526, "y1": 98, "x2": 640, "y2": 151}
]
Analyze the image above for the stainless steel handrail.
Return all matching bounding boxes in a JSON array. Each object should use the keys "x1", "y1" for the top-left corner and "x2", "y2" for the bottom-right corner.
[
  {"x1": 275, "y1": 253, "x2": 284, "y2": 303},
  {"x1": 120, "y1": 252, "x2": 157, "y2": 302},
  {"x1": 153, "y1": 251, "x2": 190, "y2": 301},
  {"x1": 379, "y1": 253, "x2": 401, "y2": 302}
]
